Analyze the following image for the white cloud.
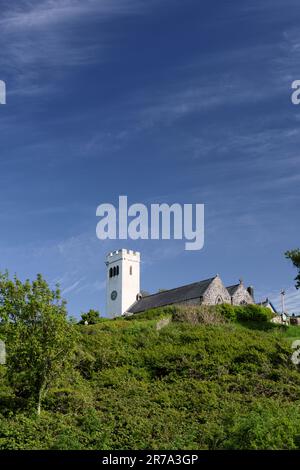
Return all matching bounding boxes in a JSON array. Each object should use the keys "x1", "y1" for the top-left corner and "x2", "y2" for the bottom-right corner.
[
  {"x1": 258, "y1": 286, "x2": 300, "y2": 315},
  {"x1": 0, "y1": 0, "x2": 148, "y2": 31},
  {"x1": 61, "y1": 278, "x2": 84, "y2": 295},
  {"x1": 0, "y1": 0, "x2": 157, "y2": 94}
]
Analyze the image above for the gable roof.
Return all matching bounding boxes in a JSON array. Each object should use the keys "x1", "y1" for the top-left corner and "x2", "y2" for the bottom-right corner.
[
  {"x1": 128, "y1": 277, "x2": 216, "y2": 314},
  {"x1": 226, "y1": 284, "x2": 240, "y2": 297}
]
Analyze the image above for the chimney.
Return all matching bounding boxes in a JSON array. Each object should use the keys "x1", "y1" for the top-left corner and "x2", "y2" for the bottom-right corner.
[{"x1": 247, "y1": 286, "x2": 254, "y2": 299}]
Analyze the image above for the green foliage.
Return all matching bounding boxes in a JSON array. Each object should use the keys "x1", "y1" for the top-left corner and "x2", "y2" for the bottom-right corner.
[
  {"x1": 0, "y1": 272, "x2": 78, "y2": 415},
  {"x1": 128, "y1": 303, "x2": 273, "y2": 324},
  {"x1": 215, "y1": 303, "x2": 237, "y2": 321},
  {"x1": 285, "y1": 249, "x2": 300, "y2": 289},
  {"x1": 215, "y1": 303, "x2": 273, "y2": 323},
  {"x1": 234, "y1": 304, "x2": 274, "y2": 322},
  {"x1": 79, "y1": 309, "x2": 103, "y2": 325},
  {"x1": 125, "y1": 306, "x2": 176, "y2": 322},
  {"x1": 0, "y1": 295, "x2": 300, "y2": 449}
]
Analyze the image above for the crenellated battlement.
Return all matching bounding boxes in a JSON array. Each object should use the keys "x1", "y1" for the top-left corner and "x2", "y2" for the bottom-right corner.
[{"x1": 106, "y1": 249, "x2": 140, "y2": 261}]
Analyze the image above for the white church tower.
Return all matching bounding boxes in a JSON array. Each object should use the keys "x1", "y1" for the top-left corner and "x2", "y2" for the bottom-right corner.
[{"x1": 106, "y1": 249, "x2": 140, "y2": 317}]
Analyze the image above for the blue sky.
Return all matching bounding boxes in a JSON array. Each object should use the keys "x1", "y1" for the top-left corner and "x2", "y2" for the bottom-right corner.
[{"x1": 0, "y1": 0, "x2": 299, "y2": 317}]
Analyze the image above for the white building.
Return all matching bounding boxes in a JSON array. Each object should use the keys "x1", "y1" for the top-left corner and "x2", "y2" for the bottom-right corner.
[
  {"x1": 105, "y1": 248, "x2": 256, "y2": 317},
  {"x1": 106, "y1": 249, "x2": 140, "y2": 318}
]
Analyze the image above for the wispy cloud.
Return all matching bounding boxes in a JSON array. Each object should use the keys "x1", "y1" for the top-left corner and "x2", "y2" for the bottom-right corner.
[
  {"x1": 0, "y1": 0, "x2": 157, "y2": 95},
  {"x1": 132, "y1": 74, "x2": 280, "y2": 130},
  {"x1": 0, "y1": 0, "x2": 148, "y2": 30},
  {"x1": 61, "y1": 278, "x2": 84, "y2": 295},
  {"x1": 257, "y1": 286, "x2": 300, "y2": 315},
  {"x1": 285, "y1": 289, "x2": 300, "y2": 313}
]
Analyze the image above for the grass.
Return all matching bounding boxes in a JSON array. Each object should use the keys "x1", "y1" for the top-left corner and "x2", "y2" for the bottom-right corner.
[{"x1": 0, "y1": 304, "x2": 300, "y2": 450}]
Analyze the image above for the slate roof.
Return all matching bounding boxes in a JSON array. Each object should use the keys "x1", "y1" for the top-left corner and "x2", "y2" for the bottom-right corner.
[
  {"x1": 226, "y1": 284, "x2": 240, "y2": 297},
  {"x1": 128, "y1": 277, "x2": 216, "y2": 314}
]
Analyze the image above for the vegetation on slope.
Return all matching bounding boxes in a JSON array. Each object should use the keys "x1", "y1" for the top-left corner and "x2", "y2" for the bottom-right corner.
[{"x1": 0, "y1": 297, "x2": 300, "y2": 450}]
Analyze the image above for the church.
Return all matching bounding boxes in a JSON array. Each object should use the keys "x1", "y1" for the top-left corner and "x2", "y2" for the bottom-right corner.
[{"x1": 106, "y1": 249, "x2": 255, "y2": 317}]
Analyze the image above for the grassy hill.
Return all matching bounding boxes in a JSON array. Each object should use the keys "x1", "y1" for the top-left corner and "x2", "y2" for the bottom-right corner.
[{"x1": 1, "y1": 304, "x2": 300, "y2": 450}]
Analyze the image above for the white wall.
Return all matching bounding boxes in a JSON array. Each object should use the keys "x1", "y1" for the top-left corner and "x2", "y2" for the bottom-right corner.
[{"x1": 106, "y1": 249, "x2": 140, "y2": 317}]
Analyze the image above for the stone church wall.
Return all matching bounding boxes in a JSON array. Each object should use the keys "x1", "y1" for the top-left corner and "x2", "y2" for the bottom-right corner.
[
  {"x1": 202, "y1": 276, "x2": 231, "y2": 305},
  {"x1": 231, "y1": 284, "x2": 254, "y2": 305}
]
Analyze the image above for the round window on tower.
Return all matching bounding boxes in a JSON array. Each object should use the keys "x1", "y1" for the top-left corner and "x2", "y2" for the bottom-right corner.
[{"x1": 111, "y1": 290, "x2": 118, "y2": 301}]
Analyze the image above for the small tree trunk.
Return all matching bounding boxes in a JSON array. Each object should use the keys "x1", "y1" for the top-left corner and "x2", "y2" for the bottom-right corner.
[
  {"x1": 37, "y1": 399, "x2": 41, "y2": 416},
  {"x1": 37, "y1": 384, "x2": 45, "y2": 416}
]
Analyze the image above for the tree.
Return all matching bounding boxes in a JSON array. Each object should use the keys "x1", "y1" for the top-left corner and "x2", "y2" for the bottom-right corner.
[
  {"x1": 0, "y1": 272, "x2": 77, "y2": 415},
  {"x1": 79, "y1": 309, "x2": 101, "y2": 325},
  {"x1": 285, "y1": 249, "x2": 300, "y2": 289}
]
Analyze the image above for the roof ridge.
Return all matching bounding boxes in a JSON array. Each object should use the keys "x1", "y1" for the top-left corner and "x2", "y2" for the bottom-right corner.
[
  {"x1": 226, "y1": 283, "x2": 240, "y2": 289},
  {"x1": 141, "y1": 276, "x2": 216, "y2": 300}
]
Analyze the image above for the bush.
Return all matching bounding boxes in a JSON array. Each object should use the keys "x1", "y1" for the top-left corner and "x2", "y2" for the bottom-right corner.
[
  {"x1": 216, "y1": 304, "x2": 237, "y2": 321},
  {"x1": 235, "y1": 304, "x2": 273, "y2": 323},
  {"x1": 132, "y1": 303, "x2": 273, "y2": 325}
]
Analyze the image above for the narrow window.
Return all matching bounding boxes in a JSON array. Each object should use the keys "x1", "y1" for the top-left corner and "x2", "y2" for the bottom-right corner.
[
  {"x1": 116, "y1": 265, "x2": 119, "y2": 276},
  {"x1": 113, "y1": 266, "x2": 117, "y2": 276},
  {"x1": 109, "y1": 268, "x2": 113, "y2": 278},
  {"x1": 130, "y1": 266, "x2": 132, "y2": 275}
]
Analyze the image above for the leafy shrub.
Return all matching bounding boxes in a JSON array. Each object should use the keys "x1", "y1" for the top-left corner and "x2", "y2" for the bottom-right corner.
[
  {"x1": 235, "y1": 304, "x2": 274, "y2": 323},
  {"x1": 216, "y1": 304, "x2": 237, "y2": 321},
  {"x1": 131, "y1": 303, "x2": 273, "y2": 325},
  {"x1": 125, "y1": 306, "x2": 175, "y2": 322}
]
